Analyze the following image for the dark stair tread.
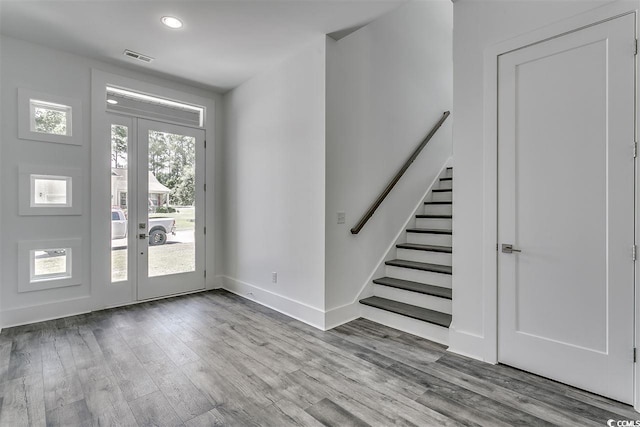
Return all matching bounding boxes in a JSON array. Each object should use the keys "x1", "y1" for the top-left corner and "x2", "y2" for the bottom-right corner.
[
  {"x1": 406, "y1": 228, "x2": 452, "y2": 235},
  {"x1": 396, "y1": 243, "x2": 452, "y2": 253},
  {"x1": 373, "y1": 277, "x2": 452, "y2": 299},
  {"x1": 424, "y1": 201, "x2": 452, "y2": 205},
  {"x1": 386, "y1": 259, "x2": 452, "y2": 274},
  {"x1": 360, "y1": 296, "x2": 452, "y2": 327},
  {"x1": 440, "y1": 177, "x2": 452, "y2": 181},
  {"x1": 432, "y1": 189, "x2": 452, "y2": 193},
  {"x1": 416, "y1": 214, "x2": 452, "y2": 219}
]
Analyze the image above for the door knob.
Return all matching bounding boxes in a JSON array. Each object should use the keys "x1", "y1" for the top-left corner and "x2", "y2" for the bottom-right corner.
[{"x1": 502, "y1": 244, "x2": 521, "y2": 254}]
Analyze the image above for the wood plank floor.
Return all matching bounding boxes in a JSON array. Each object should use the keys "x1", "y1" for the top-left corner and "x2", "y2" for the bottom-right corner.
[{"x1": 0, "y1": 289, "x2": 637, "y2": 426}]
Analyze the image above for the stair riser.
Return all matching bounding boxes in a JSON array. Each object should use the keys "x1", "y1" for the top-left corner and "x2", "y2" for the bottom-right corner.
[
  {"x1": 439, "y1": 180, "x2": 452, "y2": 190},
  {"x1": 431, "y1": 191, "x2": 453, "y2": 202},
  {"x1": 385, "y1": 265, "x2": 452, "y2": 288},
  {"x1": 423, "y1": 204, "x2": 452, "y2": 215},
  {"x1": 415, "y1": 218, "x2": 452, "y2": 230},
  {"x1": 444, "y1": 168, "x2": 453, "y2": 179},
  {"x1": 396, "y1": 248, "x2": 452, "y2": 266},
  {"x1": 407, "y1": 232, "x2": 452, "y2": 246},
  {"x1": 361, "y1": 306, "x2": 449, "y2": 345},
  {"x1": 374, "y1": 285, "x2": 452, "y2": 314}
]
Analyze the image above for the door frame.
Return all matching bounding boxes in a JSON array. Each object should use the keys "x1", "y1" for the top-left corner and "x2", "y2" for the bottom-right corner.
[
  {"x1": 90, "y1": 69, "x2": 216, "y2": 310},
  {"x1": 474, "y1": 0, "x2": 639, "y2": 409}
]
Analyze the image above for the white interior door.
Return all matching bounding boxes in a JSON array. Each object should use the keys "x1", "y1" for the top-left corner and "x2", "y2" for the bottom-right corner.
[
  {"x1": 498, "y1": 14, "x2": 635, "y2": 403},
  {"x1": 136, "y1": 119, "x2": 205, "y2": 300}
]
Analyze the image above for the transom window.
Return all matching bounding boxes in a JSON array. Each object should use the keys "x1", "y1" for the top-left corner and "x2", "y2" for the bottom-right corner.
[{"x1": 106, "y1": 86, "x2": 204, "y2": 127}]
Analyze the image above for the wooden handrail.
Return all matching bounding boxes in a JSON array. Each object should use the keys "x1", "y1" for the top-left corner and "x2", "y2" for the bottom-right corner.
[{"x1": 350, "y1": 111, "x2": 451, "y2": 235}]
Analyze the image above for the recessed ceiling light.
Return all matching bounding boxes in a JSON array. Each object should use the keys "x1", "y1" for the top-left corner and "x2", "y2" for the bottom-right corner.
[
  {"x1": 107, "y1": 99, "x2": 118, "y2": 105},
  {"x1": 161, "y1": 16, "x2": 183, "y2": 29}
]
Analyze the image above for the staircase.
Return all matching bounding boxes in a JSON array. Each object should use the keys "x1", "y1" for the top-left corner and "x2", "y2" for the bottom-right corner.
[{"x1": 359, "y1": 167, "x2": 453, "y2": 344}]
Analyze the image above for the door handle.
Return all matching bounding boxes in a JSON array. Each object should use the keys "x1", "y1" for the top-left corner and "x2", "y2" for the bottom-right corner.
[
  {"x1": 139, "y1": 233, "x2": 149, "y2": 240},
  {"x1": 502, "y1": 244, "x2": 521, "y2": 254}
]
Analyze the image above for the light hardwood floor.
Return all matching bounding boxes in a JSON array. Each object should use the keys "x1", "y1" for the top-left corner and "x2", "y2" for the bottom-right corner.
[{"x1": 0, "y1": 289, "x2": 637, "y2": 426}]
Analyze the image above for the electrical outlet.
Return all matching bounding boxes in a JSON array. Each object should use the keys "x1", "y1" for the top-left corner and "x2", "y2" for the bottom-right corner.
[
  {"x1": 337, "y1": 211, "x2": 346, "y2": 224},
  {"x1": 272, "y1": 272, "x2": 278, "y2": 283}
]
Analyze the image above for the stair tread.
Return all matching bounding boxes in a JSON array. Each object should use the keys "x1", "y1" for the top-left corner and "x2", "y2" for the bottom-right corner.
[
  {"x1": 373, "y1": 277, "x2": 452, "y2": 299},
  {"x1": 406, "y1": 228, "x2": 452, "y2": 235},
  {"x1": 396, "y1": 243, "x2": 452, "y2": 253},
  {"x1": 360, "y1": 296, "x2": 452, "y2": 327},
  {"x1": 424, "y1": 201, "x2": 452, "y2": 205},
  {"x1": 416, "y1": 214, "x2": 452, "y2": 219},
  {"x1": 432, "y1": 189, "x2": 452, "y2": 192},
  {"x1": 386, "y1": 259, "x2": 452, "y2": 274}
]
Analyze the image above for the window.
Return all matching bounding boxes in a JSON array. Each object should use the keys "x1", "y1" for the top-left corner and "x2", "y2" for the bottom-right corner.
[
  {"x1": 30, "y1": 175, "x2": 71, "y2": 207},
  {"x1": 30, "y1": 100, "x2": 72, "y2": 136},
  {"x1": 106, "y1": 86, "x2": 204, "y2": 127},
  {"x1": 111, "y1": 122, "x2": 130, "y2": 283},
  {"x1": 18, "y1": 89, "x2": 82, "y2": 145},
  {"x1": 18, "y1": 239, "x2": 82, "y2": 292},
  {"x1": 30, "y1": 248, "x2": 71, "y2": 282},
  {"x1": 19, "y1": 165, "x2": 82, "y2": 215}
]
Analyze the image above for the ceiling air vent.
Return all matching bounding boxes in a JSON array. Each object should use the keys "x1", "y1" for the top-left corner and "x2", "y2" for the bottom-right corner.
[{"x1": 123, "y1": 49, "x2": 154, "y2": 63}]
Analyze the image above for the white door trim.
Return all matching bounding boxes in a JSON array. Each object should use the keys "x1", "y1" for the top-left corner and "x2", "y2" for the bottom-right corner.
[{"x1": 475, "y1": 0, "x2": 639, "y2": 409}]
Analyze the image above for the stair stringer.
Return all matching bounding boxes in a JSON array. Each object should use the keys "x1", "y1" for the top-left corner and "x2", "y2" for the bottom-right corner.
[{"x1": 344, "y1": 158, "x2": 453, "y2": 341}]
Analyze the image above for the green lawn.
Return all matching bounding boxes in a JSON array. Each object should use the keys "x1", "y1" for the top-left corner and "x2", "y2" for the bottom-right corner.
[
  {"x1": 148, "y1": 242, "x2": 195, "y2": 277},
  {"x1": 111, "y1": 249, "x2": 127, "y2": 282},
  {"x1": 110, "y1": 241, "x2": 195, "y2": 282}
]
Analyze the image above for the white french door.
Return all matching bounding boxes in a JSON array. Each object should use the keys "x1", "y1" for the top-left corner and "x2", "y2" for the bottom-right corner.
[
  {"x1": 109, "y1": 116, "x2": 205, "y2": 301},
  {"x1": 136, "y1": 119, "x2": 205, "y2": 299},
  {"x1": 497, "y1": 14, "x2": 635, "y2": 403}
]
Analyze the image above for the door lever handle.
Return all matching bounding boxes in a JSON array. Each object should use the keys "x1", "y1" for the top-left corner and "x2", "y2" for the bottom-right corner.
[
  {"x1": 139, "y1": 233, "x2": 149, "y2": 239},
  {"x1": 502, "y1": 244, "x2": 521, "y2": 254}
]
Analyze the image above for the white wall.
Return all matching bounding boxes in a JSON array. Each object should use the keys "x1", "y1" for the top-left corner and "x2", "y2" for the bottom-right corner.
[
  {"x1": 324, "y1": 1, "x2": 453, "y2": 318},
  {"x1": 451, "y1": 0, "x2": 617, "y2": 359},
  {"x1": 0, "y1": 35, "x2": 223, "y2": 327},
  {"x1": 221, "y1": 37, "x2": 327, "y2": 327}
]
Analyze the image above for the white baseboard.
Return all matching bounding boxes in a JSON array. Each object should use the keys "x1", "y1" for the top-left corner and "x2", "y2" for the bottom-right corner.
[
  {"x1": 220, "y1": 275, "x2": 326, "y2": 330},
  {"x1": 447, "y1": 327, "x2": 490, "y2": 362},
  {"x1": 1, "y1": 295, "x2": 93, "y2": 329},
  {"x1": 324, "y1": 301, "x2": 361, "y2": 330}
]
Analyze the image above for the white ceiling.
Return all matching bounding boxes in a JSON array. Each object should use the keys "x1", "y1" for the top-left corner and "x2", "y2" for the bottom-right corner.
[{"x1": 0, "y1": 0, "x2": 407, "y2": 92}]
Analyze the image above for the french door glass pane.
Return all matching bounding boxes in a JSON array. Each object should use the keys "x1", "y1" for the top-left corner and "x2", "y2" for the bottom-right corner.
[
  {"x1": 111, "y1": 124, "x2": 128, "y2": 282},
  {"x1": 147, "y1": 130, "x2": 196, "y2": 277}
]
